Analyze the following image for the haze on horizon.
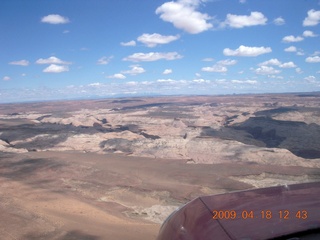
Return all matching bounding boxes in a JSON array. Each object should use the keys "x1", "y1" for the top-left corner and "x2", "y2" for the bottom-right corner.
[{"x1": 1, "y1": 0, "x2": 320, "y2": 103}]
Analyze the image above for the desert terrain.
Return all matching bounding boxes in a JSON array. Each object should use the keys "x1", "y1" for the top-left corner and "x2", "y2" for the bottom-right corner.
[{"x1": 0, "y1": 93, "x2": 320, "y2": 239}]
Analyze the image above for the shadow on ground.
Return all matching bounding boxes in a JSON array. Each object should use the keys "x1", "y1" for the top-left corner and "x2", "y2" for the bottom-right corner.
[{"x1": 201, "y1": 116, "x2": 320, "y2": 159}]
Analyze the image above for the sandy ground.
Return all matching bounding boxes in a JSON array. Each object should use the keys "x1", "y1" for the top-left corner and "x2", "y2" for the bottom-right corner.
[{"x1": 0, "y1": 151, "x2": 319, "y2": 239}]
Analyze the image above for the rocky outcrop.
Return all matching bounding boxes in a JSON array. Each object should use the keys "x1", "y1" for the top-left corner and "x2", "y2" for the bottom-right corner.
[{"x1": 1, "y1": 94, "x2": 320, "y2": 167}]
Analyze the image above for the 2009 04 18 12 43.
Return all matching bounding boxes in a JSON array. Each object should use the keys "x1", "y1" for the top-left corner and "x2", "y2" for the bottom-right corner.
[{"x1": 212, "y1": 210, "x2": 308, "y2": 220}]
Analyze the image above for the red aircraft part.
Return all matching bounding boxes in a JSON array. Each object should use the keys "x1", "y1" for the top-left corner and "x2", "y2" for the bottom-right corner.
[{"x1": 157, "y1": 182, "x2": 320, "y2": 240}]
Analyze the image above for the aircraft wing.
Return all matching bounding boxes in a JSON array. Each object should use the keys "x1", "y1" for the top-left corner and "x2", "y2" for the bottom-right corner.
[{"x1": 157, "y1": 182, "x2": 320, "y2": 240}]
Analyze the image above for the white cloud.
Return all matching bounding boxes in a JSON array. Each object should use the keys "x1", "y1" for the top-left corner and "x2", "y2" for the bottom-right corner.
[
  {"x1": 245, "y1": 80, "x2": 258, "y2": 84},
  {"x1": 97, "y1": 56, "x2": 113, "y2": 65},
  {"x1": 202, "y1": 58, "x2": 214, "y2": 62},
  {"x1": 303, "y1": 9, "x2": 320, "y2": 26},
  {"x1": 297, "y1": 50, "x2": 305, "y2": 56},
  {"x1": 107, "y1": 73, "x2": 126, "y2": 79},
  {"x1": 304, "y1": 75, "x2": 316, "y2": 82},
  {"x1": 231, "y1": 80, "x2": 257, "y2": 84},
  {"x1": 3, "y1": 76, "x2": 11, "y2": 81},
  {"x1": 193, "y1": 78, "x2": 210, "y2": 83},
  {"x1": 279, "y1": 61, "x2": 296, "y2": 68},
  {"x1": 9, "y1": 60, "x2": 29, "y2": 66},
  {"x1": 282, "y1": 35, "x2": 304, "y2": 43},
  {"x1": 223, "y1": 12, "x2": 267, "y2": 28},
  {"x1": 217, "y1": 59, "x2": 237, "y2": 65},
  {"x1": 123, "y1": 52, "x2": 183, "y2": 62},
  {"x1": 120, "y1": 40, "x2": 136, "y2": 46},
  {"x1": 255, "y1": 66, "x2": 281, "y2": 75},
  {"x1": 41, "y1": 14, "x2": 70, "y2": 24},
  {"x1": 259, "y1": 58, "x2": 281, "y2": 66},
  {"x1": 126, "y1": 81, "x2": 138, "y2": 86},
  {"x1": 223, "y1": 45, "x2": 272, "y2": 57},
  {"x1": 312, "y1": 51, "x2": 320, "y2": 56},
  {"x1": 88, "y1": 82, "x2": 102, "y2": 87},
  {"x1": 155, "y1": 0, "x2": 212, "y2": 34},
  {"x1": 121, "y1": 65, "x2": 146, "y2": 75},
  {"x1": 157, "y1": 78, "x2": 176, "y2": 83},
  {"x1": 296, "y1": 68, "x2": 303, "y2": 74},
  {"x1": 302, "y1": 30, "x2": 318, "y2": 37},
  {"x1": 284, "y1": 46, "x2": 297, "y2": 52},
  {"x1": 239, "y1": 0, "x2": 246, "y2": 4},
  {"x1": 163, "y1": 69, "x2": 173, "y2": 74},
  {"x1": 306, "y1": 56, "x2": 320, "y2": 63},
  {"x1": 273, "y1": 17, "x2": 285, "y2": 25},
  {"x1": 201, "y1": 65, "x2": 228, "y2": 72},
  {"x1": 43, "y1": 64, "x2": 69, "y2": 73},
  {"x1": 36, "y1": 56, "x2": 71, "y2": 65},
  {"x1": 137, "y1": 33, "x2": 180, "y2": 47}
]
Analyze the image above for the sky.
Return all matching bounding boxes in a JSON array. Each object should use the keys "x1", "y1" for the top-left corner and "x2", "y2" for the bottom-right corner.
[{"x1": 1, "y1": 0, "x2": 320, "y2": 103}]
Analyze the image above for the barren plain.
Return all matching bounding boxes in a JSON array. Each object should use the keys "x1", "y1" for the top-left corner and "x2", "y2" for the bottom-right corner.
[{"x1": 0, "y1": 93, "x2": 320, "y2": 239}]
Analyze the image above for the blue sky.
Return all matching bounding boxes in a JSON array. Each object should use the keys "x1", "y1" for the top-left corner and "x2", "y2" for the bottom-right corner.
[{"x1": 1, "y1": 0, "x2": 320, "y2": 102}]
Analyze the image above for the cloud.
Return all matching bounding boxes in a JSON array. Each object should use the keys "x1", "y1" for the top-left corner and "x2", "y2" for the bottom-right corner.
[
  {"x1": 121, "y1": 65, "x2": 146, "y2": 75},
  {"x1": 137, "y1": 33, "x2": 180, "y2": 47},
  {"x1": 259, "y1": 58, "x2": 281, "y2": 66},
  {"x1": 120, "y1": 40, "x2": 136, "y2": 46},
  {"x1": 279, "y1": 61, "x2": 296, "y2": 68},
  {"x1": 36, "y1": 56, "x2": 71, "y2": 65},
  {"x1": 259, "y1": 59, "x2": 296, "y2": 68},
  {"x1": 303, "y1": 9, "x2": 320, "y2": 26},
  {"x1": 163, "y1": 69, "x2": 173, "y2": 74},
  {"x1": 282, "y1": 35, "x2": 304, "y2": 42},
  {"x1": 223, "y1": 45, "x2": 272, "y2": 57},
  {"x1": 305, "y1": 56, "x2": 320, "y2": 63},
  {"x1": 231, "y1": 80, "x2": 257, "y2": 84},
  {"x1": 217, "y1": 59, "x2": 237, "y2": 65},
  {"x1": 302, "y1": 30, "x2": 318, "y2": 37},
  {"x1": 41, "y1": 14, "x2": 70, "y2": 24},
  {"x1": 284, "y1": 46, "x2": 297, "y2": 52},
  {"x1": 202, "y1": 58, "x2": 214, "y2": 62},
  {"x1": 239, "y1": 0, "x2": 246, "y2": 4},
  {"x1": 88, "y1": 82, "x2": 102, "y2": 87},
  {"x1": 123, "y1": 52, "x2": 183, "y2": 62},
  {"x1": 157, "y1": 78, "x2": 176, "y2": 83},
  {"x1": 273, "y1": 17, "x2": 285, "y2": 25},
  {"x1": 3, "y1": 76, "x2": 11, "y2": 81},
  {"x1": 193, "y1": 78, "x2": 210, "y2": 83},
  {"x1": 43, "y1": 64, "x2": 69, "y2": 73},
  {"x1": 97, "y1": 56, "x2": 113, "y2": 65},
  {"x1": 223, "y1": 11, "x2": 267, "y2": 28},
  {"x1": 201, "y1": 59, "x2": 237, "y2": 73},
  {"x1": 296, "y1": 68, "x2": 303, "y2": 74},
  {"x1": 304, "y1": 75, "x2": 316, "y2": 82},
  {"x1": 155, "y1": 0, "x2": 212, "y2": 34},
  {"x1": 9, "y1": 60, "x2": 29, "y2": 66},
  {"x1": 312, "y1": 51, "x2": 320, "y2": 56},
  {"x1": 107, "y1": 73, "x2": 126, "y2": 79},
  {"x1": 201, "y1": 65, "x2": 228, "y2": 72},
  {"x1": 255, "y1": 66, "x2": 281, "y2": 75}
]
